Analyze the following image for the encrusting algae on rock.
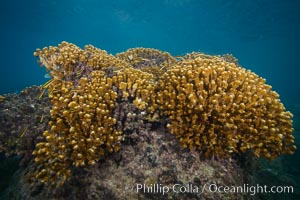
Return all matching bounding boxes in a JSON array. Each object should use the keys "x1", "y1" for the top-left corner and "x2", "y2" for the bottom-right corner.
[{"x1": 30, "y1": 41, "x2": 296, "y2": 188}]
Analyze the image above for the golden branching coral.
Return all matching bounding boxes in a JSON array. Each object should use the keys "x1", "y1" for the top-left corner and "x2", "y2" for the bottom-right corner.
[
  {"x1": 32, "y1": 43, "x2": 129, "y2": 187},
  {"x1": 32, "y1": 71, "x2": 122, "y2": 186},
  {"x1": 115, "y1": 68, "x2": 157, "y2": 112},
  {"x1": 32, "y1": 41, "x2": 296, "y2": 187},
  {"x1": 116, "y1": 47, "x2": 176, "y2": 79},
  {"x1": 34, "y1": 41, "x2": 131, "y2": 82},
  {"x1": 156, "y1": 56, "x2": 296, "y2": 159},
  {"x1": 33, "y1": 42, "x2": 157, "y2": 187}
]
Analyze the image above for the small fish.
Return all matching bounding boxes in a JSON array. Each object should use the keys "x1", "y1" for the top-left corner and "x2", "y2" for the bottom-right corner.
[
  {"x1": 20, "y1": 127, "x2": 28, "y2": 138},
  {"x1": 40, "y1": 114, "x2": 44, "y2": 123},
  {"x1": 42, "y1": 79, "x2": 54, "y2": 89},
  {"x1": 114, "y1": 68, "x2": 124, "y2": 73},
  {"x1": 44, "y1": 73, "x2": 51, "y2": 79},
  {"x1": 38, "y1": 88, "x2": 46, "y2": 99},
  {"x1": 69, "y1": 108, "x2": 81, "y2": 112},
  {"x1": 76, "y1": 69, "x2": 84, "y2": 77},
  {"x1": 174, "y1": 56, "x2": 184, "y2": 60},
  {"x1": 48, "y1": 88, "x2": 54, "y2": 96},
  {"x1": 159, "y1": 65, "x2": 167, "y2": 71},
  {"x1": 49, "y1": 88, "x2": 59, "y2": 96}
]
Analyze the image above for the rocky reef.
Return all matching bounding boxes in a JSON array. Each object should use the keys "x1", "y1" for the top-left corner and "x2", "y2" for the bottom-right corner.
[
  {"x1": 0, "y1": 86, "x2": 246, "y2": 199},
  {"x1": 0, "y1": 86, "x2": 50, "y2": 163},
  {"x1": 0, "y1": 42, "x2": 297, "y2": 199}
]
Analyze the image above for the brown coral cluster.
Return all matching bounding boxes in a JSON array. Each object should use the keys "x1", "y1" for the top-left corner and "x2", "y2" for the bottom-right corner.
[
  {"x1": 32, "y1": 42, "x2": 157, "y2": 187},
  {"x1": 31, "y1": 41, "x2": 296, "y2": 188},
  {"x1": 156, "y1": 56, "x2": 295, "y2": 159},
  {"x1": 34, "y1": 41, "x2": 131, "y2": 84},
  {"x1": 116, "y1": 47, "x2": 176, "y2": 79},
  {"x1": 32, "y1": 71, "x2": 123, "y2": 186}
]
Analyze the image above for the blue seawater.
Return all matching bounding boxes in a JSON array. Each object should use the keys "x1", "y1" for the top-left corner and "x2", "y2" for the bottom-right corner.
[{"x1": 0, "y1": 0, "x2": 299, "y2": 199}]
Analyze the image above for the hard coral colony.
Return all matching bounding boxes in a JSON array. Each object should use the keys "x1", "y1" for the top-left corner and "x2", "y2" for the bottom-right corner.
[{"x1": 32, "y1": 41, "x2": 296, "y2": 187}]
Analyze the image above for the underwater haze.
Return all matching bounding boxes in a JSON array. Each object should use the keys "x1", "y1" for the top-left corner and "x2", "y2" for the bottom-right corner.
[{"x1": 0, "y1": 0, "x2": 300, "y2": 104}]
